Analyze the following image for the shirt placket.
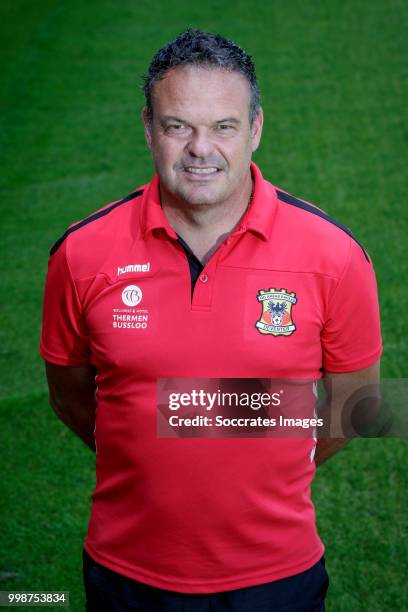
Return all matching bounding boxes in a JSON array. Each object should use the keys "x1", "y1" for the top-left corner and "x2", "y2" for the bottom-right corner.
[{"x1": 187, "y1": 228, "x2": 246, "y2": 312}]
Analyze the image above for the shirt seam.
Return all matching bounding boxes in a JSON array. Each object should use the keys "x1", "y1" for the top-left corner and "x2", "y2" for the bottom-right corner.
[
  {"x1": 219, "y1": 264, "x2": 341, "y2": 279},
  {"x1": 324, "y1": 235, "x2": 353, "y2": 324},
  {"x1": 39, "y1": 346, "x2": 90, "y2": 367},
  {"x1": 323, "y1": 346, "x2": 382, "y2": 373},
  {"x1": 65, "y1": 239, "x2": 89, "y2": 335},
  {"x1": 84, "y1": 541, "x2": 324, "y2": 592}
]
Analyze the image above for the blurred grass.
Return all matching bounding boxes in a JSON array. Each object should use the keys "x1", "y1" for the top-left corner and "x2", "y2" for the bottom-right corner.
[
  {"x1": 0, "y1": 394, "x2": 94, "y2": 611},
  {"x1": 0, "y1": 0, "x2": 407, "y2": 610}
]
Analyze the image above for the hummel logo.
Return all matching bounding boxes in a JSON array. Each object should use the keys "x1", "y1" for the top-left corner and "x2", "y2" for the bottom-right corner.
[{"x1": 117, "y1": 263, "x2": 151, "y2": 276}]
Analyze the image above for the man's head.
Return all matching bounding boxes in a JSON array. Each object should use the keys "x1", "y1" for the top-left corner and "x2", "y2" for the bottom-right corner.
[{"x1": 142, "y1": 29, "x2": 263, "y2": 208}]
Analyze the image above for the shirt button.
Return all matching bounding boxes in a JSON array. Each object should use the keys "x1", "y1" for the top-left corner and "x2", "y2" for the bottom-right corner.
[{"x1": 199, "y1": 274, "x2": 209, "y2": 283}]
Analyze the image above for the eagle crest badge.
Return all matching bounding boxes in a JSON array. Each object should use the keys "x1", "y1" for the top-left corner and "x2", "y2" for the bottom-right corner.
[{"x1": 255, "y1": 288, "x2": 297, "y2": 336}]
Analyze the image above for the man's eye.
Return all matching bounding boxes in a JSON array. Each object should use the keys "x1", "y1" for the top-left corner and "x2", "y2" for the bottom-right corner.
[
  {"x1": 217, "y1": 124, "x2": 234, "y2": 131},
  {"x1": 167, "y1": 124, "x2": 186, "y2": 131}
]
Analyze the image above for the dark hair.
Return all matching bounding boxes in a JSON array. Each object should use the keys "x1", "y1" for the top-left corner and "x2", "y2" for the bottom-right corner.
[{"x1": 142, "y1": 29, "x2": 261, "y2": 126}]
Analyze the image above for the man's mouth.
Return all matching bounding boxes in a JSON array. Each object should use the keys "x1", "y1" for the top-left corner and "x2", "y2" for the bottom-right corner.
[{"x1": 184, "y1": 166, "x2": 220, "y2": 175}]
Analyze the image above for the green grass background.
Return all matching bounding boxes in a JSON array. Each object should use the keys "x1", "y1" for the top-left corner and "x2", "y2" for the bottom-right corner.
[{"x1": 0, "y1": 0, "x2": 407, "y2": 610}]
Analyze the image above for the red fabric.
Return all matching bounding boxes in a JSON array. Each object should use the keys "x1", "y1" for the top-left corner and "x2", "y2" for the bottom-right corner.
[{"x1": 40, "y1": 163, "x2": 381, "y2": 592}]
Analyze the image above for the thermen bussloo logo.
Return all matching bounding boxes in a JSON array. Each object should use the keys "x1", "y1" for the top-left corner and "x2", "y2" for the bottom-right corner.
[
  {"x1": 122, "y1": 285, "x2": 143, "y2": 307},
  {"x1": 255, "y1": 288, "x2": 297, "y2": 336}
]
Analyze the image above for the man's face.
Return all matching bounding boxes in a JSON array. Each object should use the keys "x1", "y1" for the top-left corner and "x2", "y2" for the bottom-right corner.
[{"x1": 143, "y1": 65, "x2": 263, "y2": 207}]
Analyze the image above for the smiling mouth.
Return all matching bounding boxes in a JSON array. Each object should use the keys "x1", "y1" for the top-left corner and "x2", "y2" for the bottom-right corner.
[{"x1": 183, "y1": 166, "x2": 220, "y2": 175}]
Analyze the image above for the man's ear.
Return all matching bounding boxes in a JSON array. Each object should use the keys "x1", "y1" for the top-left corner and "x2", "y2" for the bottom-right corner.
[
  {"x1": 142, "y1": 108, "x2": 152, "y2": 150},
  {"x1": 251, "y1": 107, "x2": 263, "y2": 153}
]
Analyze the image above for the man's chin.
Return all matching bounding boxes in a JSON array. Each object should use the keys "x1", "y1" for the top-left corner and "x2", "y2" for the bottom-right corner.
[{"x1": 175, "y1": 185, "x2": 225, "y2": 207}]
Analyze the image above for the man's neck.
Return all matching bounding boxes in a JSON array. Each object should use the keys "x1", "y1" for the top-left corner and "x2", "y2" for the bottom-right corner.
[{"x1": 160, "y1": 172, "x2": 254, "y2": 264}]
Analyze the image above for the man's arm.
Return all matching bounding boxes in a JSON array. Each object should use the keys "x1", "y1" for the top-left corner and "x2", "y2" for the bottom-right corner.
[
  {"x1": 45, "y1": 361, "x2": 97, "y2": 452},
  {"x1": 315, "y1": 360, "x2": 380, "y2": 467}
]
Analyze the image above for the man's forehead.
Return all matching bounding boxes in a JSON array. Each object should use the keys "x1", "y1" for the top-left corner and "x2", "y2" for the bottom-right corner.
[{"x1": 151, "y1": 65, "x2": 251, "y2": 117}]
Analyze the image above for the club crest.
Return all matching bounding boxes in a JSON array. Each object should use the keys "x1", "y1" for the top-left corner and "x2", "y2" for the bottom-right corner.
[{"x1": 255, "y1": 288, "x2": 297, "y2": 336}]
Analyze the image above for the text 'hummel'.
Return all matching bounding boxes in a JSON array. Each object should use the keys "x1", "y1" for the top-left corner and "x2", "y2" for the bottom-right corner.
[{"x1": 117, "y1": 263, "x2": 151, "y2": 275}]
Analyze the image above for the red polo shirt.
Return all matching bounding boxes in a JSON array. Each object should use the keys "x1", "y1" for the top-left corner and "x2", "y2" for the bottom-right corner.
[{"x1": 40, "y1": 163, "x2": 382, "y2": 593}]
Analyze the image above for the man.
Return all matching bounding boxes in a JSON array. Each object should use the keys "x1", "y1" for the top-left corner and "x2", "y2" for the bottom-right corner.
[{"x1": 41, "y1": 29, "x2": 382, "y2": 611}]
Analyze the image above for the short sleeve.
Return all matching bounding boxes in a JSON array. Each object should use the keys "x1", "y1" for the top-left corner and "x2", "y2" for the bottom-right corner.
[
  {"x1": 321, "y1": 238, "x2": 382, "y2": 372},
  {"x1": 40, "y1": 240, "x2": 91, "y2": 366}
]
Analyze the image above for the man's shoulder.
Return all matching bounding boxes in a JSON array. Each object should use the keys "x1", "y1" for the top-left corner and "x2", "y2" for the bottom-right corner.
[
  {"x1": 47, "y1": 183, "x2": 149, "y2": 280},
  {"x1": 271, "y1": 184, "x2": 370, "y2": 269},
  {"x1": 49, "y1": 186, "x2": 146, "y2": 257}
]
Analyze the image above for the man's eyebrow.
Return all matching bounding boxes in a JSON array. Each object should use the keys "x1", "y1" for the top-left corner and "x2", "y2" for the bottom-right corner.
[
  {"x1": 160, "y1": 115, "x2": 188, "y2": 124},
  {"x1": 159, "y1": 116, "x2": 241, "y2": 125},
  {"x1": 215, "y1": 117, "x2": 241, "y2": 124}
]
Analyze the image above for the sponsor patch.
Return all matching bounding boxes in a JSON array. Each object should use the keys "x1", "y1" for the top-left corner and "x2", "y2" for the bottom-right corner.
[{"x1": 112, "y1": 285, "x2": 149, "y2": 330}]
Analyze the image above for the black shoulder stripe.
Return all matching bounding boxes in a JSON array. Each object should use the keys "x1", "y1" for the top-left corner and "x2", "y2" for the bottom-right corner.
[
  {"x1": 50, "y1": 189, "x2": 144, "y2": 256},
  {"x1": 276, "y1": 189, "x2": 369, "y2": 261}
]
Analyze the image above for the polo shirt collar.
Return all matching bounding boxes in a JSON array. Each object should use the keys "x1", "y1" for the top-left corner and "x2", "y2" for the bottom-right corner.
[
  {"x1": 141, "y1": 173, "x2": 178, "y2": 240},
  {"x1": 141, "y1": 161, "x2": 277, "y2": 241},
  {"x1": 234, "y1": 162, "x2": 277, "y2": 241}
]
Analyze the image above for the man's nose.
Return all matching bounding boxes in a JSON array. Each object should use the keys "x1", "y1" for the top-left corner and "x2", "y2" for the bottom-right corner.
[{"x1": 185, "y1": 129, "x2": 213, "y2": 159}]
